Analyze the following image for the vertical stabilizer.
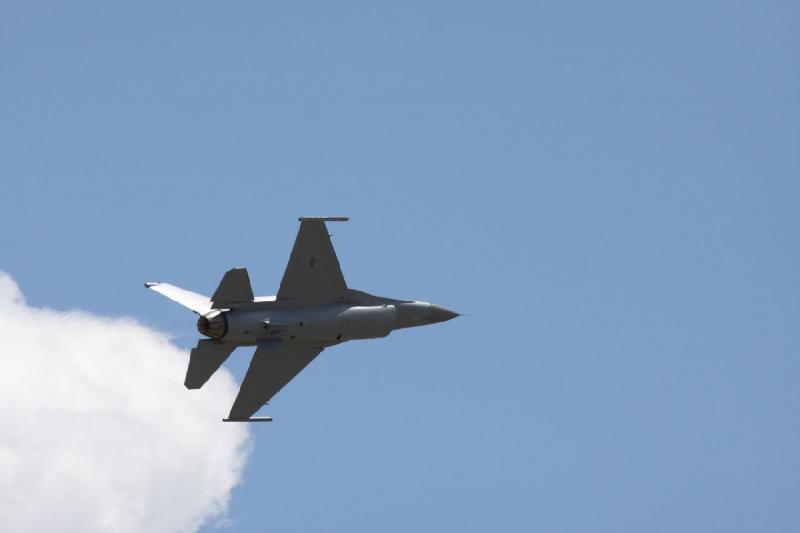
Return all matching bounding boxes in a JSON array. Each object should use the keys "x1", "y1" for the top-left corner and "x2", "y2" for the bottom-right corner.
[{"x1": 211, "y1": 268, "x2": 254, "y2": 307}]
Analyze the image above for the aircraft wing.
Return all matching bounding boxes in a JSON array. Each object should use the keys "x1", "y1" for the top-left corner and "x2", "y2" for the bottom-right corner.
[
  {"x1": 226, "y1": 341, "x2": 324, "y2": 420},
  {"x1": 276, "y1": 217, "x2": 348, "y2": 300}
]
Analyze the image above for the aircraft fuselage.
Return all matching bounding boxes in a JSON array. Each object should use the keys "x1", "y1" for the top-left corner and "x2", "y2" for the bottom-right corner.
[{"x1": 200, "y1": 300, "x2": 455, "y2": 346}]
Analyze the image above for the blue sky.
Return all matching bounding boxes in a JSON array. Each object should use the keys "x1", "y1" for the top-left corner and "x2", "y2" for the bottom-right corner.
[{"x1": 1, "y1": 2, "x2": 798, "y2": 532}]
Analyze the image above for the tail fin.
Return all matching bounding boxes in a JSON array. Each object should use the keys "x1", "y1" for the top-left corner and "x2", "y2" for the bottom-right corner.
[
  {"x1": 211, "y1": 268, "x2": 254, "y2": 307},
  {"x1": 146, "y1": 267, "x2": 254, "y2": 314}
]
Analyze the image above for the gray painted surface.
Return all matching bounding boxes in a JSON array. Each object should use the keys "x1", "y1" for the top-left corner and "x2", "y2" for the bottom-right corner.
[
  {"x1": 229, "y1": 341, "x2": 323, "y2": 420},
  {"x1": 277, "y1": 219, "x2": 348, "y2": 300},
  {"x1": 147, "y1": 218, "x2": 458, "y2": 421},
  {"x1": 211, "y1": 268, "x2": 254, "y2": 307},
  {"x1": 185, "y1": 340, "x2": 236, "y2": 390}
]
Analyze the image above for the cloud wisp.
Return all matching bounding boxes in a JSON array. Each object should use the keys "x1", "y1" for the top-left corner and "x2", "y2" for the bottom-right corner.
[{"x1": 0, "y1": 272, "x2": 251, "y2": 533}]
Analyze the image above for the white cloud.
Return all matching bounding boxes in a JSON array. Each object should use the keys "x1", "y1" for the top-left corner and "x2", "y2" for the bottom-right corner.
[{"x1": 0, "y1": 272, "x2": 251, "y2": 533}]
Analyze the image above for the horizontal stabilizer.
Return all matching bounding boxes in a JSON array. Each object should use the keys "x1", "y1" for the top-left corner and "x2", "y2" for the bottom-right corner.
[
  {"x1": 212, "y1": 268, "x2": 254, "y2": 307},
  {"x1": 185, "y1": 340, "x2": 237, "y2": 389},
  {"x1": 145, "y1": 282, "x2": 212, "y2": 315},
  {"x1": 222, "y1": 417, "x2": 273, "y2": 422}
]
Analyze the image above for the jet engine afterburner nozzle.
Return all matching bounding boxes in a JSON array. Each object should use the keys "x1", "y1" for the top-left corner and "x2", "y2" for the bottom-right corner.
[{"x1": 197, "y1": 312, "x2": 228, "y2": 340}]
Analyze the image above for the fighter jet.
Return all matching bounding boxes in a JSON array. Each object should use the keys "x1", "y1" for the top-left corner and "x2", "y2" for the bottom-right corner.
[{"x1": 146, "y1": 217, "x2": 458, "y2": 422}]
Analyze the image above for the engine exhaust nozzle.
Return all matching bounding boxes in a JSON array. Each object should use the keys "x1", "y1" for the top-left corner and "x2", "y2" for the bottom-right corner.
[{"x1": 197, "y1": 312, "x2": 228, "y2": 340}]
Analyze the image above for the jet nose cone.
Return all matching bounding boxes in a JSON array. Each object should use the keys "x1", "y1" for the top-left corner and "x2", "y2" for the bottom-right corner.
[{"x1": 429, "y1": 304, "x2": 460, "y2": 323}]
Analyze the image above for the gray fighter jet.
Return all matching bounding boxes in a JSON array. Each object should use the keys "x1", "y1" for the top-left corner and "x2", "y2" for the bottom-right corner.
[{"x1": 146, "y1": 217, "x2": 458, "y2": 421}]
